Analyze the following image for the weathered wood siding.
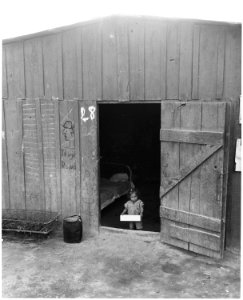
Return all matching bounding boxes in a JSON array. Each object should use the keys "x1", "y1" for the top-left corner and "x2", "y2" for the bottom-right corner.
[
  {"x1": 160, "y1": 101, "x2": 231, "y2": 258},
  {"x1": 2, "y1": 17, "x2": 241, "y2": 102},
  {"x1": 2, "y1": 16, "x2": 241, "y2": 244},
  {"x1": 2, "y1": 99, "x2": 98, "y2": 238}
]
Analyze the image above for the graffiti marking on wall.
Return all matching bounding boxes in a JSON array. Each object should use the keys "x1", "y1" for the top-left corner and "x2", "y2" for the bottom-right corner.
[
  {"x1": 61, "y1": 120, "x2": 76, "y2": 170},
  {"x1": 61, "y1": 148, "x2": 76, "y2": 170},
  {"x1": 62, "y1": 120, "x2": 75, "y2": 148}
]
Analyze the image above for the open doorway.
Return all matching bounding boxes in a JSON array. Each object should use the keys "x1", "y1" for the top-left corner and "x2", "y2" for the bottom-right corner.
[{"x1": 99, "y1": 103, "x2": 161, "y2": 232}]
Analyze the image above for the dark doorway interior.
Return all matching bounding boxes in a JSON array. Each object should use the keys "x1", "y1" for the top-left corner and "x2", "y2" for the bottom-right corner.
[{"x1": 99, "y1": 103, "x2": 161, "y2": 232}]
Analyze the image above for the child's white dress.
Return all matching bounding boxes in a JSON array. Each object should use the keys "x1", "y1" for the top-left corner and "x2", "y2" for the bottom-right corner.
[{"x1": 124, "y1": 199, "x2": 144, "y2": 229}]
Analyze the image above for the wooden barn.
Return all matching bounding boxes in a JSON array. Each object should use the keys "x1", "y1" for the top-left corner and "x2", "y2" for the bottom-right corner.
[{"x1": 2, "y1": 15, "x2": 241, "y2": 258}]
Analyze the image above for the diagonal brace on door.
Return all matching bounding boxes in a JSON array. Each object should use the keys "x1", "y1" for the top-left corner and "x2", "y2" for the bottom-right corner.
[{"x1": 160, "y1": 143, "x2": 223, "y2": 198}]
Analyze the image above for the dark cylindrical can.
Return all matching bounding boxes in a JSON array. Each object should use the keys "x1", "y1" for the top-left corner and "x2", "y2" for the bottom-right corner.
[{"x1": 63, "y1": 215, "x2": 82, "y2": 243}]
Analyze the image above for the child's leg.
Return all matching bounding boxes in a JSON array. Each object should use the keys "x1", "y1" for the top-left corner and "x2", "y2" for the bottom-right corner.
[
  {"x1": 135, "y1": 222, "x2": 143, "y2": 230},
  {"x1": 129, "y1": 222, "x2": 134, "y2": 230}
]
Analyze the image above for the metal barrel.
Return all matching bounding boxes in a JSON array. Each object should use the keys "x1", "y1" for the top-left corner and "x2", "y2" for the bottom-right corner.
[{"x1": 63, "y1": 215, "x2": 82, "y2": 243}]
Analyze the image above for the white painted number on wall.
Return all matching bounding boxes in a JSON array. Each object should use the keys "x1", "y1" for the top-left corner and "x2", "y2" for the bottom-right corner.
[
  {"x1": 89, "y1": 106, "x2": 96, "y2": 120},
  {"x1": 81, "y1": 106, "x2": 96, "y2": 122}
]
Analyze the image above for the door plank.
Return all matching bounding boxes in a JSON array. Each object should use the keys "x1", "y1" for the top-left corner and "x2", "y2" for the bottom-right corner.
[
  {"x1": 190, "y1": 102, "x2": 226, "y2": 256},
  {"x1": 161, "y1": 102, "x2": 188, "y2": 249},
  {"x1": 160, "y1": 206, "x2": 221, "y2": 232},
  {"x1": 199, "y1": 103, "x2": 225, "y2": 219},
  {"x1": 178, "y1": 103, "x2": 202, "y2": 247},
  {"x1": 170, "y1": 224, "x2": 221, "y2": 251},
  {"x1": 160, "y1": 129, "x2": 224, "y2": 145},
  {"x1": 187, "y1": 244, "x2": 221, "y2": 259}
]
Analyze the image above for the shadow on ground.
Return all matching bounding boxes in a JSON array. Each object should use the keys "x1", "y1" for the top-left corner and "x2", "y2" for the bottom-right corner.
[{"x1": 2, "y1": 230, "x2": 240, "y2": 298}]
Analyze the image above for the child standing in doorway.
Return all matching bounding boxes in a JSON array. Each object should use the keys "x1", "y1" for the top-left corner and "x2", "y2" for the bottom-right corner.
[{"x1": 121, "y1": 189, "x2": 144, "y2": 230}]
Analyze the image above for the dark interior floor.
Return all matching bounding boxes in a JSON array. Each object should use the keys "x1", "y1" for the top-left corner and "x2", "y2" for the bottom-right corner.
[{"x1": 101, "y1": 182, "x2": 160, "y2": 232}]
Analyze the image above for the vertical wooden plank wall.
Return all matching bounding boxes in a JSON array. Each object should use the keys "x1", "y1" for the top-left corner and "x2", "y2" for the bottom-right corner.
[
  {"x1": 198, "y1": 26, "x2": 225, "y2": 99},
  {"x1": 192, "y1": 25, "x2": 200, "y2": 100},
  {"x1": 62, "y1": 29, "x2": 82, "y2": 99},
  {"x1": 41, "y1": 100, "x2": 58, "y2": 212},
  {"x1": 23, "y1": 100, "x2": 43, "y2": 210},
  {"x1": 129, "y1": 18, "x2": 145, "y2": 101},
  {"x1": 179, "y1": 23, "x2": 193, "y2": 100},
  {"x1": 4, "y1": 100, "x2": 25, "y2": 209},
  {"x1": 80, "y1": 101, "x2": 98, "y2": 237},
  {"x1": 54, "y1": 100, "x2": 62, "y2": 214},
  {"x1": 2, "y1": 99, "x2": 81, "y2": 219},
  {"x1": 3, "y1": 19, "x2": 240, "y2": 102},
  {"x1": 2, "y1": 47, "x2": 8, "y2": 99},
  {"x1": 116, "y1": 17, "x2": 129, "y2": 101},
  {"x1": 224, "y1": 25, "x2": 241, "y2": 99},
  {"x1": 145, "y1": 20, "x2": 167, "y2": 100},
  {"x1": 2, "y1": 18, "x2": 241, "y2": 242},
  {"x1": 102, "y1": 18, "x2": 118, "y2": 100},
  {"x1": 166, "y1": 22, "x2": 180, "y2": 99},
  {"x1": 82, "y1": 23, "x2": 102, "y2": 100},
  {"x1": 5, "y1": 42, "x2": 25, "y2": 99},
  {"x1": 102, "y1": 17, "x2": 130, "y2": 101},
  {"x1": 42, "y1": 34, "x2": 63, "y2": 99},
  {"x1": 24, "y1": 38, "x2": 44, "y2": 98},
  {"x1": 59, "y1": 100, "x2": 79, "y2": 216},
  {"x1": 2, "y1": 101, "x2": 10, "y2": 208}
]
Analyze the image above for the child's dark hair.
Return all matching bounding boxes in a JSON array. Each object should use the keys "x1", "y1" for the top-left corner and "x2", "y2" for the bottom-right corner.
[{"x1": 129, "y1": 188, "x2": 139, "y2": 198}]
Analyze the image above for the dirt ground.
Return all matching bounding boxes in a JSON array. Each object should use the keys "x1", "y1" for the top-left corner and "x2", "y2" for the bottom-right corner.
[{"x1": 2, "y1": 227, "x2": 241, "y2": 298}]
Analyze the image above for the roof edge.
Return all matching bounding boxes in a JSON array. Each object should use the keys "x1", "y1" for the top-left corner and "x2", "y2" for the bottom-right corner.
[{"x1": 2, "y1": 14, "x2": 241, "y2": 45}]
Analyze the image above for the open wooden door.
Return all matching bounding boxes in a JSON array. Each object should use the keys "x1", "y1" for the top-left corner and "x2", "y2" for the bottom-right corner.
[{"x1": 160, "y1": 101, "x2": 230, "y2": 258}]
